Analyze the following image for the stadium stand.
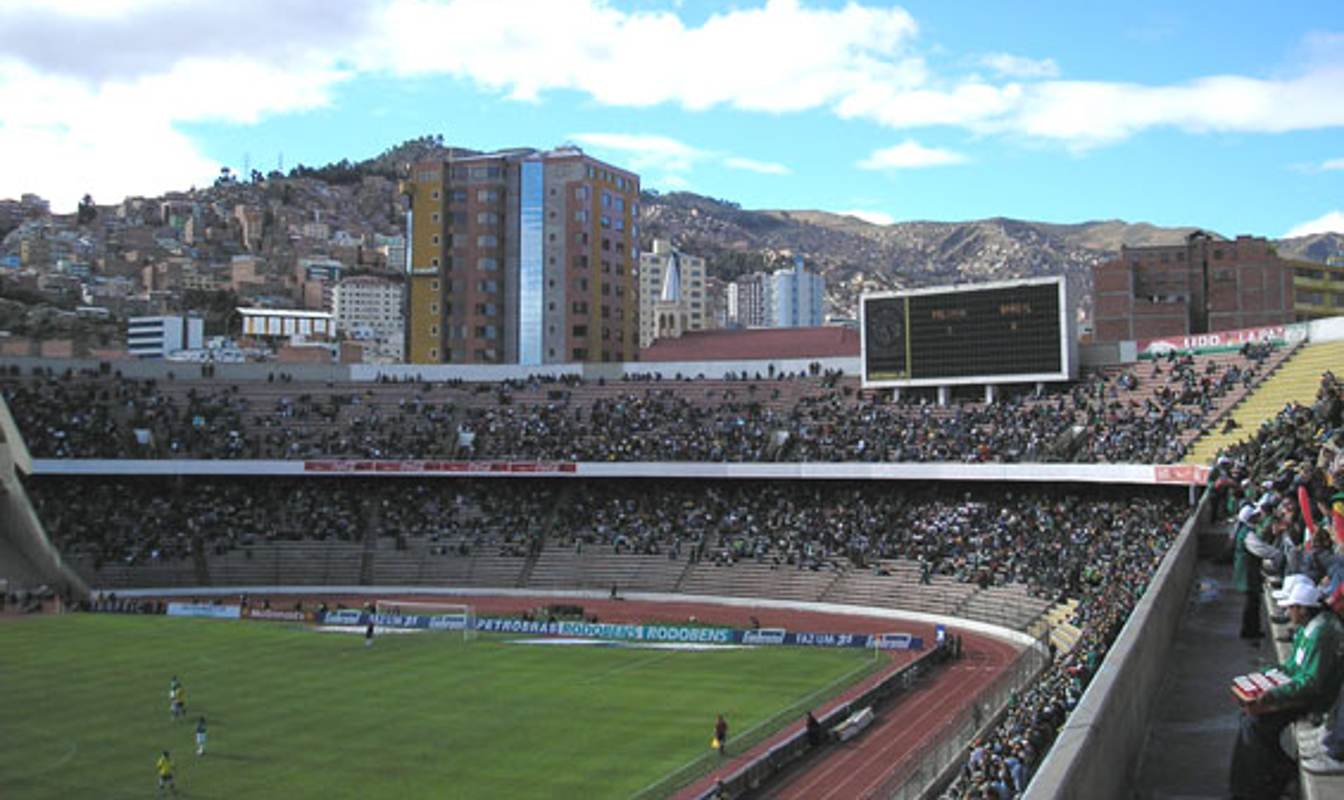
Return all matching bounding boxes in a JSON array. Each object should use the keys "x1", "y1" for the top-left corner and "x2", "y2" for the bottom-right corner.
[
  {"x1": 7, "y1": 327, "x2": 1344, "y2": 800},
  {"x1": 0, "y1": 346, "x2": 1281, "y2": 464},
  {"x1": 1185, "y1": 339, "x2": 1344, "y2": 464}
]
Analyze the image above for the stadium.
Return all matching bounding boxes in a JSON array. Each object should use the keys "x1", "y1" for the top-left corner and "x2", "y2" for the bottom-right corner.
[{"x1": 4, "y1": 278, "x2": 1344, "y2": 799}]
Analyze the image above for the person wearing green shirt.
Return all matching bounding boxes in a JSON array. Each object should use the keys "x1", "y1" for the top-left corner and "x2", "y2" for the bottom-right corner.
[{"x1": 1229, "y1": 582, "x2": 1344, "y2": 799}]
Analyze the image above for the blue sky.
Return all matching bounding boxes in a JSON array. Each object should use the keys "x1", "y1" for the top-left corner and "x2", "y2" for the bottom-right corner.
[{"x1": 2, "y1": 0, "x2": 1342, "y2": 237}]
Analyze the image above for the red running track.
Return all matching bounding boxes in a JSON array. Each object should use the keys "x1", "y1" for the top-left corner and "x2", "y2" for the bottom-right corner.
[
  {"x1": 771, "y1": 634, "x2": 1017, "y2": 799},
  {"x1": 656, "y1": 628, "x2": 1017, "y2": 800}
]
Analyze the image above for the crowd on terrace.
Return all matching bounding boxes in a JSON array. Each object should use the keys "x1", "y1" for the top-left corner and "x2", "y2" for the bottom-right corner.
[
  {"x1": 28, "y1": 476, "x2": 1181, "y2": 604},
  {"x1": 27, "y1": 478, "x2": 553, "y2": 569},
  {"x1": 1, "y1": 343, "x2": 1275, "y2": 465},
  {"x1": 1205, "y1": 370, "x2": 1344, "y2": 796}
]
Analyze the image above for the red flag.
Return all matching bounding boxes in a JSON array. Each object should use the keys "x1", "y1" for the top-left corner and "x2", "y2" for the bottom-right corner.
[{"x1": 1299, "y1": 484, "x2": 1316, "y2": 547}]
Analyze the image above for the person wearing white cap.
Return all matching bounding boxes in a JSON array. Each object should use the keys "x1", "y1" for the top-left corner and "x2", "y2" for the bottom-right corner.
[{"x1": 1229, "y1": 580, "x2": 1344, "y2": 799}]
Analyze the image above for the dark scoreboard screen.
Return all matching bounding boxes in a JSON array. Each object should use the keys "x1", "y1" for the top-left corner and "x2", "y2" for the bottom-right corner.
[{"x1": 864, "y1": 281, "x2": 1065, "y2": 382}]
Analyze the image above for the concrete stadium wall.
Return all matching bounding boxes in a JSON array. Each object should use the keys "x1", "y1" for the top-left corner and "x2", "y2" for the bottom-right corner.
[
  {"x1": 107, "y1": 586, "x2": 1042, "y2": 649},
  {"x1": 0, "y1": 355, "x2": 858, "y2": 383},
  {"x1": 26, "y1": 458, "x2": 1191, "y2": 487},
  {"x1": 1022, "y1": 489, "x2": 1212, "y2": 800},
  {"x1": 0, "y1": 445, "x2": 88, "y2": 596}
]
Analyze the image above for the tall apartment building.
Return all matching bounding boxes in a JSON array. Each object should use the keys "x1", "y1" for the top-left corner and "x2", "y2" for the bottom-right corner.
[
  {"x1": 638, "y1": 240, "x2": 707, "y2": 348},
  {"x1": 726, "y1": 257, "x2": 825, "y2": 328},
  {"x1": 728, "y1": 272, "x2": 770, "y2": 328},
  {"x1": 769, "y1": 255, "x2": 825, "y2": 328},
  {"x1": 1092, "y1": 232, "x2": 1294, "y2": 342},
  {"x1": 333, "y1": 276, "x2": 405, "y2": 362},
  {"x1": 404, "y1": 146, "x2": 640, "y2": 364}
]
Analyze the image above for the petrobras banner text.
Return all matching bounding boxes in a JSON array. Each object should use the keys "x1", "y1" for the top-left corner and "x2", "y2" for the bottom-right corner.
[
  {"x1": 475, "y1": 618, "x2": 560, "y2": 635},
  {"x1": 167, "y1": 603, "x2": 241, "y2": 619}
]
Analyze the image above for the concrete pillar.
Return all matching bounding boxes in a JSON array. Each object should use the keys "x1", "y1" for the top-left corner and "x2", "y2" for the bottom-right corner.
[
  {"x1": 984, "y1": 385, "x2": 996, "y2": 403},
  {"x1": 938, "y1": 386, "x2": 950, "y2": 406},
  {"x1": 1035, "y1": 381, "x2": 1045, "y2": 397}
]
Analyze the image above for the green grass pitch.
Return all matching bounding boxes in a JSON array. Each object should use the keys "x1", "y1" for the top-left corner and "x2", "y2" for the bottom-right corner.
[{"x1": 1, "y1": 615, "x2": 878, "y2": 799}]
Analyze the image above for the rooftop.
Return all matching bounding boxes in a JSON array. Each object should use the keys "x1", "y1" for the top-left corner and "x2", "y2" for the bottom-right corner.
[{"x1": 639, "y1": 326, "x2": 859, "y2": 362}]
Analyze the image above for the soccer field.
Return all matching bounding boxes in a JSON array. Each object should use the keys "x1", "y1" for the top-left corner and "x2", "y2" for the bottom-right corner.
[{"x1": 1, "y1": 614, "x2": 878, "y2": 799}]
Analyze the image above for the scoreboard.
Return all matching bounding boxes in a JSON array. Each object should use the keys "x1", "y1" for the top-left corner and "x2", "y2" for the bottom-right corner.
[{"x1": 862, "y1": 277, "x2": 1076, "y2": 387}]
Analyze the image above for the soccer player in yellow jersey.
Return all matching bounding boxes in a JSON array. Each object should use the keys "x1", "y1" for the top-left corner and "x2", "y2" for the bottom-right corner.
[
  {"x1": 170, "y1": 685, "x2": 186, "y2": 720},
  {"x1": 156, "y1": 751, "x2": 177, "y2": 796}
]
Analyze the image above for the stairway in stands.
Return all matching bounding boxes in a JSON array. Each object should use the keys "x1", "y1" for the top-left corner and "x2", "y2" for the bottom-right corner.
[{"x1": 1183, "y1": 339, "x2": 1344, "y2": 465}]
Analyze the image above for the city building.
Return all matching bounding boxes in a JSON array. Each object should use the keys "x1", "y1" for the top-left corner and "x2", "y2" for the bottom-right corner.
[
  {"x1": 1290, "y1": 254, "x2": 1344, "y2": 321},
  {"x1": 727, "y1": 272, "x2": 770, "y2": 328},
  {"x1": 725, "y1": 257, "x2": 825, "y2": 329},
  {"x1": 768, "y1": 255, "x2": 825, "y2": 328},
  {"x1": 403, "y1": 146, "x2": 640, "y2": 364},
  {"x1": 374, "y1": 234, "x2": 406, "y2": 272},
  {"x1": 238, "y1": 307, "x2": 335, "y2": 341},
  {"x1": 127, "y1": 315, "x2": 204, "y2": 358},
  {"x1": 1092, "y1": 232, "x2": 1294, "y2": 342},
  {"x1": 638, "y1": 240, "x2": 707, "y2": 348},
  {"x1": 333, "y1": 276, "x2": 405, "y2": 362},
  {"x1": 297, "y1": 257, "x2": 344, "y2": 311}
]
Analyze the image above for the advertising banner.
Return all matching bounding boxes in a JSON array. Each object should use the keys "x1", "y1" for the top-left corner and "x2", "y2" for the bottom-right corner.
[
  {"x1": 167, "y1": 603, "x2": 241, "y2": 619},
  {"x1": 303, "y1": 460, "x2": 577, "y2": 476},
  {"x1": 317, "y1": 612, "x2": 922, "y2": 650},
  {"x1": 1137, "y1": 323, "x2": 1306, "y2": 359},
  {"x1": 243, "y1": 608, "x2": 312, "y2": 623}
]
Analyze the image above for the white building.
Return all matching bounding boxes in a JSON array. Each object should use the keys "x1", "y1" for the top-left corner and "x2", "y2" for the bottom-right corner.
[
  {"x1": 638, "y1": 240, "x2": 708, "y2": 348},
  {"x1": 332, "y1": 276, "x2": 405, "y2": 362},
  {"x1": 127, "y1": 315, "x2": 204, "y2": 358},
  {"x1": 239, "y1": 307, "x2": 335, "y2": 339},
  {"x1": 768, "y1": 255, "x2": 825, "y2": 328}
]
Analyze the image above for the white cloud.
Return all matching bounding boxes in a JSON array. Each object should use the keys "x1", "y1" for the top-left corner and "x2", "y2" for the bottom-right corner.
[
  {"x1": 0, "y1": 1, "x2": 365, "y2": 209},
  {"x1": 571, "y1": 132, "x2": 790, "y2": 178},
  {"x1": 372, "y1": 0, "x2": 921, "y2": 112},
  {"x1": 1286, "y1": 211, "x2": 1344, "y2": 238},
  {"x1": 1321, "y1": 158, "x2": 1344, "y2": 171},
  {"x1": 5, "y1": 0, "x2": 1344, "y2": 209},
  {"x1": 980, "y1": 53, "x2": 1059, "y2": 79},
  {"x1": 858, "y1": 140, "x2": 967, "y2": 170},
  {"x1": 999, "y1": 69, "x2": 1344, "y2": 147},
  {"x1": 722, "y1": 156, "x2": 791, "y2": 175},
  {"x1": 655, "y1": 174, "x2": 691, "y2": 191},
  {"x1": 838, "y1": 209, "x2": 895, "y2": 225},
  {"x1": 569, "y1": 132, "x2": 707, "y2": 173}
]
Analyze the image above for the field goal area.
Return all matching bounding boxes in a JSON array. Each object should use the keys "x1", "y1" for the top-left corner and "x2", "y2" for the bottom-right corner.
[{"x1": 373, "y1": 600, "x2": 476, "y2": 640}]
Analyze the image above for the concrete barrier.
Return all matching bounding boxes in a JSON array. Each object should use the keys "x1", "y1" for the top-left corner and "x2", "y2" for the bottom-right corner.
[
  {"x1": 1023, "y1": 489, "x2": 1212, "y2": 800},
  {"x1": 0, "y1": 431, "x2": 87, "y2": 596}
]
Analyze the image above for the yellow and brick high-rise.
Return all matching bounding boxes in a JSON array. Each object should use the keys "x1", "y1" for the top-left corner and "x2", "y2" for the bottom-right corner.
[{"x1": 403, "y1": 146, "x2": 640, "y2": 364}]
